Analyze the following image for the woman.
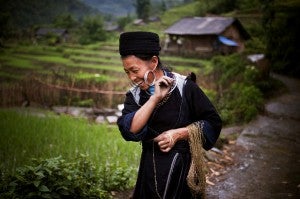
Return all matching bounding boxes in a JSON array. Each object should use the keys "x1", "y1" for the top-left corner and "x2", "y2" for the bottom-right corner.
[{"x1": 117, "y1": 31, "x2": 222, "y2": 199}]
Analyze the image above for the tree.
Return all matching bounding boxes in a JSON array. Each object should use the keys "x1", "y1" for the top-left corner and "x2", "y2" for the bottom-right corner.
[
  {"x1": 261, "y1": 0, "x2": 300, "y2": 77},
  {"x1": 136, "y1": 0, "x2": 150, "y2": 21},
  {"x1": 161, "y1": 0, "x2": 167, "y2": 12},
  {"x1": 117, "y1": 14, "x2": 132, "y2": 31},
  {"x1": 236, "y1": 0, "x2": 261, "y2": 11},
  {"x1": 78, "y1": 15, "x2": 107, "y2": 45},
  {"x1": 195, "y1": 0, "x2": 238, "y2": 15},
  {"x1": 53, "y1": 14, "x2": 78, "y2": 29},
  {"x1": 0, "y1": 12, "x2": 13, "y2": 46}
]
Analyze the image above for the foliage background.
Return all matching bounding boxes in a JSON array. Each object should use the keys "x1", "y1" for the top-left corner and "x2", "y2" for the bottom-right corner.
[{"x1": 0, "y1": 0, "x2": 297, "y2": 197}]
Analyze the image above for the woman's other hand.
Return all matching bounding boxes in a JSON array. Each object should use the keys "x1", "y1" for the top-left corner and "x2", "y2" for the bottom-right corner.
[
  {"x1": 154, "y1": 127, "x2": 189, "y2": 152},
  {"x1": 153, "y1": 129, "x2": 175, "y2": 152}
]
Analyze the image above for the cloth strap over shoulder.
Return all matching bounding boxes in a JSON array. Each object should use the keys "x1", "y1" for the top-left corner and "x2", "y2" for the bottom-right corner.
[{"x1": 129, "y1": 72, "x2": 187, "y2": 106}]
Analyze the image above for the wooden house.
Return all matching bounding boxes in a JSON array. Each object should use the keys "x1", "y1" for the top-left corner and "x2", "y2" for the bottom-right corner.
[
  {"x1": 35, "y1": 28, "x2": 69, "y2": 43},
  {"x1": 163, "y1": 17, "x2": 250, "y2": 57}
]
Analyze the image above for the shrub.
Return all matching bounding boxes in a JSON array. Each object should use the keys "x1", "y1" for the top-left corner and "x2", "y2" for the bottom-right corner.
[
  {"x1": 100, "y1": 162, "x2": 133, "y2": 192},
  {"x1": 74, "y1": 98, "x2": 94, "y2": 107},
  {"x1": 210, "y1": 54, "x2": 265, "y2": 124},
  {"x1": 202, "y1": 88, "x2": 217, "y2": 105},
  {"x1": 78, "y1": 15, "x2": 107, "y2": 45},
  {"x1": 211, "y1": 53, "x2": 246, "y2": 85},
  {"x1": 0, "y1": 154, "x2": 132, "y2": 199},
  {"x1": 243, "y1": 65, "x2": 260, "y2": 84},
  {"x1": 219, "y1": 83, "x2": 263, "y2": 124}
]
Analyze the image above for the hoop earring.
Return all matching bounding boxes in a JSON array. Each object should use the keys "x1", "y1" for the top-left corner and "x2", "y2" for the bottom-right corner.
[{"x1": 144, "y1": 70, "x2": 156, "y2": 86}]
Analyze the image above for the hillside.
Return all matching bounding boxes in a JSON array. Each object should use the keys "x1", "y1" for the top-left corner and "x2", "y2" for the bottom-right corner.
[
  {"x1": 0, "y1": 0, "x2": 192, "y2": 31},
  {"x1": 82, "y1": 0, "x2": 190, "y2": 17},
  {"x1": 82, "y1": 0, "x2": 134, "y2": 17},
  {"x1": 0, "y1": 0, "x2": 98, "y2": 28}
]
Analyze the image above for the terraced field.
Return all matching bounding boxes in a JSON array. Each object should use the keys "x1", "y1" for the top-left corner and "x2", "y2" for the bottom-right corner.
[{"x1": 0, "y1": 42, "x2": 206, "y2": 108}]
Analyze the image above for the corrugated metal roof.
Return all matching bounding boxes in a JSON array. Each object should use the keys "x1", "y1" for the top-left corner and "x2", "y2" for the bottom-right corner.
[
  {"x1": 36, "y1": 28, "x2": 67, "y2": 36},
  {"x1": 165, "y1": 17, "x2": 235, "y2": 35}
]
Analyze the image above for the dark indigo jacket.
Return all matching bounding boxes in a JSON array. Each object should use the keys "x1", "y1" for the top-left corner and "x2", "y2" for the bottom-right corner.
[
  {"x1": 117, "y1": 72, "x2": 222, "y2": 150},
  {"x1": 117, "y1": 72, "x2": 222, "y2": 198}
]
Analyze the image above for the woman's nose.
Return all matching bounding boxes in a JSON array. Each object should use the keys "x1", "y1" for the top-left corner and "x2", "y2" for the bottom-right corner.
[{"x1": 128, "y1": 73, "x2": 136, "y2": 82}]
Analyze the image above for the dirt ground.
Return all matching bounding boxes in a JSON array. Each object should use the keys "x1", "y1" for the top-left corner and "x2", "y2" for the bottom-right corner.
[
  {"x1": 113, "y1": 74, "x2": 300, "y2": 199},
  {"x1": 206, "y1": 74, "x2": 300, "y2": 199}
]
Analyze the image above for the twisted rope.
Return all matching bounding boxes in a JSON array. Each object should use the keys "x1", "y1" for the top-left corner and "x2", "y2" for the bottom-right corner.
[{"x1": 187, "y1": 122, "x2": 206, "y2": 199}]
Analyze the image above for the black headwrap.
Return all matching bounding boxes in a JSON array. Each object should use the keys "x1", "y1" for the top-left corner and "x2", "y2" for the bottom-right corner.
[{"x1": 119, "y1": 31, "x2": 161, "y2": 56}]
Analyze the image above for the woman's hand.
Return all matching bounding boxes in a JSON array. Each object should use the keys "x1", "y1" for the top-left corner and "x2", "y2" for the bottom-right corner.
[
  {"x1": 129, "y1": 76, "x2": 173, "y2": 134},
  {"x1": 153, "y1": 129, "x2": 176, "y2": 152},
  {"x1": 152, "y1": 76, "x2": 174, "y2": 102},
  {"x1": 154, "y1": 127, "x2": 189, "y2": 152}
]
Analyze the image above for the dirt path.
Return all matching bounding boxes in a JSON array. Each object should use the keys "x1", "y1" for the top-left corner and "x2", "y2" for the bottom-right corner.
[{"x1": 207, "y1": 74, "x2": 300, "y2": 199}]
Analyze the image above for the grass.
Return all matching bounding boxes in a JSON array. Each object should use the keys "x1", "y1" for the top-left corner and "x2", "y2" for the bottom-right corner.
[
  {"x1": 0, "y1": 2, "x2": 213, "y2": 108},
  {"x1": 0, "y1": 108, "x2": 141, "y2": 179},
  {"x1": 161, "y1": 1, "x2": 201, "y2": 26},
  {"x1": 65, "y1": 47, "x2": 119, "y2": 57},
  {"x1": 20, "y1": 54, "x2": 73, "y2": 65},
  {"x1": 0, "y1": 43, "x2": 205, "y2": 84},
  {"x1": 68, "y1": 62, "x2": 124, "y2": 72},
  {"x1": 0, "y1": 42, "x2": 209, "y2": 110},
  {"x1": 0, "y1": 44, "x2": 125, "y2": 79},
  {"x1": 0, "y1": 55, "x2": 40, "y2": 70},
  {"x1": 69, "y1": 55, "x2": 121, "y2": 65},
  {"x1": 0, "y1": 71, "x2": 23, "y2": 80},
  {"x1": 74, "y1": 71, "x2": 118, "y2": 82},
  {"x1": 0, "y1": 2, "x2": 269, "y2": 196}
]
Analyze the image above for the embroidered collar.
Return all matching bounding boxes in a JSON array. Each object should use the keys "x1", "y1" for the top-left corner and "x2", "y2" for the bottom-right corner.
[{"x1": 129, "y1": 71, "x2": 186, "y2": 106}]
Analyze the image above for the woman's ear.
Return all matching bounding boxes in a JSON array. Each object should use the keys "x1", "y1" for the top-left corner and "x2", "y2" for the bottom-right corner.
[{"x1": 151, "y1": 56, "x2": 159, "y2": 70}]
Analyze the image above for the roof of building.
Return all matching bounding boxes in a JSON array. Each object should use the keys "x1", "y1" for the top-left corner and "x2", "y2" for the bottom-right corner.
[
  {"x1": 36, "y1": 28, "x2": 68, "y2": 36},
  {"x1": 165, "y1": 17, "x2": 250, "y2": 39}
]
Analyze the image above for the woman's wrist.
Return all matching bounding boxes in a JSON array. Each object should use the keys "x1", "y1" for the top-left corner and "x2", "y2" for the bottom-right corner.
[
  {"x1": 149, "y1": 95, "x2": 161, "y2": 104},
  {"x1": 173, "y1": 127, "x2": 189, "y2": 142}
]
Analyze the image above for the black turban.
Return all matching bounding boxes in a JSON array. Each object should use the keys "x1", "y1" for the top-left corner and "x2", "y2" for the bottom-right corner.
[{"x1": 119, "y1": 31, "x2": 161, "y2": 56}]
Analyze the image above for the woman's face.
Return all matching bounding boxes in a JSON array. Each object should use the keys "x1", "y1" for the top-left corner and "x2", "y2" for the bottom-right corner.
[{"x1": 122, "y1": 55, "x2": 158, "y2": 90}]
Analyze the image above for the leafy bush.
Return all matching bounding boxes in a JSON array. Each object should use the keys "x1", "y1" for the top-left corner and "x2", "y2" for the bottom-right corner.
[
  {"x1": 244, "y1": 37, "x2": 266, "y2": 54},
  {"x1": 203, "y1": 88, "x2": 217, "y2": 105},
  {"x1": 0, "y1": 155, "x2": 107, "y2": 198},
  {"x1": 73, "y1": 98, "x2": 94, "y2": 107},
  {"x1": 99, "y1": 162, "x2": 133, "y2": 192},
  {"x1": 78, "y1": 15, "x2": 107, "y2": 45},
  {"x1": 262, "y1": 0, "x2": 300, "y2": 77},
  {"x1": 117, "y1": 15, "x2": 132, "y2": 31},
  {"x1": 0, "y1": 154, "x2": 133, "y2": 199},
  {"x1": 207, "y1": 0, "x2": 238, "y2": 14},
  {"x1": 243, "y1": 65, "x2": 260, "y2": 84},
  {"x1": 219, "y1": 83, "x2": 263, "y2": 124},
  {"x1": 212, "y1": 53, "x2": 246, "y2": 85},
  {"x1": 210, "y1": 54, "x2": 265, "y2": 124}
]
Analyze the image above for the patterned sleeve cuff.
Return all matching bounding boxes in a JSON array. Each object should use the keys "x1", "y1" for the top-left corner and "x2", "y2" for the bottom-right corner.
[{"x1": 195, "y1": 120, "x2": 218, "y2": 150}]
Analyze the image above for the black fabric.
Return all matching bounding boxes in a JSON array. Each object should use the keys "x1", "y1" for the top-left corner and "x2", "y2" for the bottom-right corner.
[
  {"x1": 134, "y1": 142, "x2": 193, "y2": 199},
  {"x1": 117, "y1": 71, "x2": 222, "y2": 198},
  {"x1": 119, "y1": 31, "x2": 161, "y2": 56},
  {"x1": 187, "y1": 72, "x2": 197, "y2": 82}
]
